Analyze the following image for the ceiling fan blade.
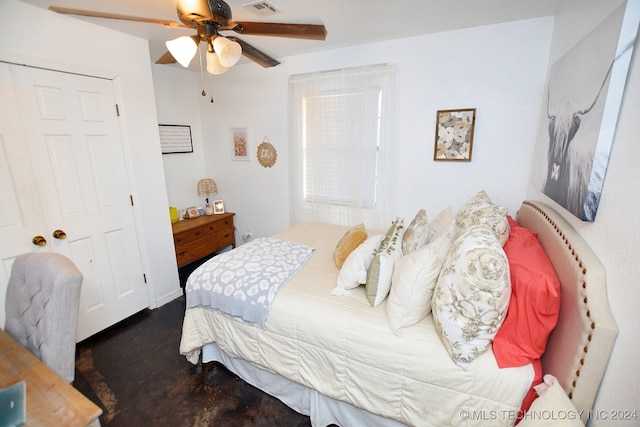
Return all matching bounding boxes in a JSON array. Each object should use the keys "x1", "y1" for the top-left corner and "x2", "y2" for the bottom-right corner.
[
  {"x1": 48, "y1": 6, "x2": 188, "y2": 28},
  {"x1": 227, "y1": 37, "x2": 280, "y2": 68},
  {"x1": 223, "y1": 22, "x2": 327, "y2": 40},
  {"x1": 155, "y1": 51, "x2": 177, "y2": 65}
]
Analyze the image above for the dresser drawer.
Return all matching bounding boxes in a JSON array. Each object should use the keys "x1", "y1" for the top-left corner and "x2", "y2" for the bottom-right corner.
[
  {"x1": 175, "y1": 238, "x2": 216, "y2": 266},
  {"x1": 201, "y1": 218, "x2": 233, "y2": 234},
  {"x1": 210, "y1": 227, "x2": 235, "y2": 248},
  {"x1": 174, "y1": 227, "x2": 206, "y2": 247}
]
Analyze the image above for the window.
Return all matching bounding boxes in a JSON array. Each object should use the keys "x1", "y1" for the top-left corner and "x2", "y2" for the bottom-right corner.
[{"x1": 289, "y1": 64, "x2": 396, "y2": 230}]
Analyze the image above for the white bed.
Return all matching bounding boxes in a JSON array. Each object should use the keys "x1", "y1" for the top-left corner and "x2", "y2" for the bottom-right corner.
[{"x1": 179, "y1": 200, "x2": 617, "y2": 426}]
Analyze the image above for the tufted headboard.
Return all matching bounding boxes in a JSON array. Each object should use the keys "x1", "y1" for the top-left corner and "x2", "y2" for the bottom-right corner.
[{"x1": 516, "y1": 201, "x2": 618, "y2": 423}]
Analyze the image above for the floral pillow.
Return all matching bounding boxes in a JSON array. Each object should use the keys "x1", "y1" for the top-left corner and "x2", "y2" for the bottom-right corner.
[
  {"x1": 455, "y1": 190, "x2": 510, "y2": 246},
  {"x1": 402, "y1": 209, "x2": 429, "y2": 254},
  {"x1": 432, "y1": 224, "x2": 511, "y2": 366}
]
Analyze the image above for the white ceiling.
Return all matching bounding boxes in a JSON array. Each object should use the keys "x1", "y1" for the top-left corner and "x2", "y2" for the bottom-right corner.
[{"x1": 20, "y1": 0, "x2": 561, "y2": 69}]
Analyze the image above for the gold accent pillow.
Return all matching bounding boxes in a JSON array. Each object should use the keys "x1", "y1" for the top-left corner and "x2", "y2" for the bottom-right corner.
[{"x1": 334, "y1": 224, "x2": 368, "y2": 268}]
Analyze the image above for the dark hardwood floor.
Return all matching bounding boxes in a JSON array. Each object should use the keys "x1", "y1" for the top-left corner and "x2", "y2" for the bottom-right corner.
[{"x1": 73, "y1": 296, "x2": 312, "y2": 427}]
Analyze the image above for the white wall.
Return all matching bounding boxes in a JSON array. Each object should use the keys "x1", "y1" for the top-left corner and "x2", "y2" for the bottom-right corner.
[
  {"x1": 0, "y1": 0, "x2": 181, "y2": 307},
  {"x1": 527, "y1": 0, "x2": 639, "y2": 425},
  {"x1": 152, "y1": 65, "x2": 209, "y2": 211},
  {"x1": 159, "y1": 17, "x2": 553, "y2": 244}
]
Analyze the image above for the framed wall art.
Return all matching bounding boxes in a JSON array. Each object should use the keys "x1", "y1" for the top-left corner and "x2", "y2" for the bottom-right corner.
[
  {"x1": 159, "y1": 124, "x2": 193, "y2": 154},
  {"x1": 433, "y1": 108, "x2": 476, "y2": 161},
  {"x1": 230, "y1": 127, "x2": 250, "y2": 161}
]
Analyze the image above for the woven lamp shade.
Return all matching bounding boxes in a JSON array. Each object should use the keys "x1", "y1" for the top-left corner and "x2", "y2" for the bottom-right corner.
[{"x1": 197, "y1": 178, "x2": 218, "y2": 197}]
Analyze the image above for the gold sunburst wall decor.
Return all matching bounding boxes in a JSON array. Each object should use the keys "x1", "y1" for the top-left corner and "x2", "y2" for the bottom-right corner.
[{"x1": 257, "y1": 137, "x2": 277, "y2": 168}]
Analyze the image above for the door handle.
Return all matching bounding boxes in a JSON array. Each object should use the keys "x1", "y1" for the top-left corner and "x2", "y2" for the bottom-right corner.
[
  {"x1": 52, "y1": 229, "x2": 67, "y2": 239},
  {"x1": 32, "y1": 235, "x2": 47, "y2": 246}
]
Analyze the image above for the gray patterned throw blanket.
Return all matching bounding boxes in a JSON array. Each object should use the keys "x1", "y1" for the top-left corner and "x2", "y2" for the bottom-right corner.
[{"x1": 185, "y1": 237, "x2": 315, "y2": 326}]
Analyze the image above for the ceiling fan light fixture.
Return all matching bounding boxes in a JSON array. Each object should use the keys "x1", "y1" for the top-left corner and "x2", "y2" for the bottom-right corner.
[
  {"x1": 206, "y1": 51, "x2": 228, "y2": 74},
  {"x1": 213, "y1": 36, "x2": 242, "y2": 68},
  {"x1": 166, "y1": 36, "x2": 198, "y2": 67}
]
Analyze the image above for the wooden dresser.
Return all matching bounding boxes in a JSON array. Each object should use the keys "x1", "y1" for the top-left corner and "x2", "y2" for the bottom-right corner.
[{"x1": 171, "y1": 212, "x2": 235, "y2": 267}]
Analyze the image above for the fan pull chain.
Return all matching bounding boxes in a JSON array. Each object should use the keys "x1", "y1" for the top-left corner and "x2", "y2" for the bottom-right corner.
[
  {"x1": 209, "y1": 69, "x2": 215, "y2": 103},
  {"x1": 198, "y1": 43, "x2": 206, "y2": 97}
]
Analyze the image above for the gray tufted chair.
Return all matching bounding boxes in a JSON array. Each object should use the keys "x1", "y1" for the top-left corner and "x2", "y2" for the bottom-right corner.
[{"x1": 4, "y1": 252, "x2": 83, "y2": 383}]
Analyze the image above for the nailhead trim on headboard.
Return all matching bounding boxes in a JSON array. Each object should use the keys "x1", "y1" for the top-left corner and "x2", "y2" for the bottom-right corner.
[{"x1": 522, "y1": 201, "x2": 594, "y2": 400}]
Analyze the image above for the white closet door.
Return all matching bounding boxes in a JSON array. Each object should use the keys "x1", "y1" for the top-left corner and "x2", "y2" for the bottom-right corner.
[
  {"x1": 0, "y1": 63, "x2": 149, "y2": 340},
  {"x1": 0, "y1": 64, "x2": 46, "y2": 321}
]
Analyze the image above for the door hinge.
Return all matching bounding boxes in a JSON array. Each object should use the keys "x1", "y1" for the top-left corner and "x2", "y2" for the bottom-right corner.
[
  {"x1": 130, "y1": 195, "x2": 134, "y2": 206},
  {"x1": 143, "y1": 273, "x2": 147, "y2": 284},
  {"x1": 115, "y1": 104, "x2": 120, "y2": 116}
]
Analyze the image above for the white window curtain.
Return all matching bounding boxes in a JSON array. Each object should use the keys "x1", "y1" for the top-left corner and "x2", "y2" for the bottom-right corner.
[{"x1": 288, "y1": 63, "x2": 396, "y2": 231}]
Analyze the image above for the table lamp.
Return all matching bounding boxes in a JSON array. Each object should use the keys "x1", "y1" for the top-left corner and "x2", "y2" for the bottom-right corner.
[{"x1": 197, "y1": 178, "x2": 218, "y2": 215}]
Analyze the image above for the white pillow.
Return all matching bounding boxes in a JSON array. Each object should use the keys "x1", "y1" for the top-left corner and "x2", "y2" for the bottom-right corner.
[
  {"x1": 387, "y1": 233, "x2": 452, "y2": 334},
  {"x1": 428, "y1": 206, "x2": 454, "y2": 240},
  {"x1": 365, "y1": 218, "x2": 405, "y2": 306},
  {"x1": 332, "y1": 234, "x2": 384, "y2": 296},
  {"x1": 402, "y1": 209, "x2": 429, "y2": 254},
  {"x1": 519, "y1": 375, "x2": 584, "y2": 427},
  {"x1": 432, "y1": 225, "x2": 511, "y2": 367}
]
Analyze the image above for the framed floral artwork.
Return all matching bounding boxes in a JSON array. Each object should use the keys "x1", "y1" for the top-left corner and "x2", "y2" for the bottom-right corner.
[
  {"x1": 433, "y1": 108, "x2": 476, "y2": 161},
  {"x1": 230, "y1": 127, "x2": 250, "y2": 161}
]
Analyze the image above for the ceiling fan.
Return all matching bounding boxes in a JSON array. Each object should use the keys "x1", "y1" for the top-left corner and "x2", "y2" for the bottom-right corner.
[{"x1": 49, "y1": 0, "x2": 327, "y2": 74}]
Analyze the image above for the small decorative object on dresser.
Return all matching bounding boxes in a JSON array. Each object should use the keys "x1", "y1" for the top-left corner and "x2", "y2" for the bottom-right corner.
[
  {"x1": 171, "y1": 212, "x2": 235, "y2": 267},
  {"x1": 213, "y1": 200, "x2": 225, "y2": 214},
  {"x1": 185, "y1": 206, "x2": 199, "y2": 219}
]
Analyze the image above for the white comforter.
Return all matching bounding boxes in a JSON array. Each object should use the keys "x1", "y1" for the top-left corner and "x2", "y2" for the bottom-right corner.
[{"x1": 180, "y1": 222, "x2": 534, "y2": 426}]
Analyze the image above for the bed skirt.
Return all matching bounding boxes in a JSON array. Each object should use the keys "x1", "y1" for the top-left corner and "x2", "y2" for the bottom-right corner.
[{"x1": 201, "y1": 342, "x2": 407, "y2": 427}]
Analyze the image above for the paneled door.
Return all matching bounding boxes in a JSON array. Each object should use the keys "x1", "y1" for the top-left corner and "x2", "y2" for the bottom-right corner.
[{"x1": 0, "y1": 63, "x2": 148, "y2": 341}]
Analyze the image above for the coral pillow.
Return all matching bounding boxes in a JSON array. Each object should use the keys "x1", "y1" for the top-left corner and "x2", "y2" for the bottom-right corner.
[{"x1": 493, "y1": 216, "x2": 561, "y2": 368}]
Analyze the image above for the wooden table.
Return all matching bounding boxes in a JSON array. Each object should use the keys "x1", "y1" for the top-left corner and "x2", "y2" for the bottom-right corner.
[{"x1": 0, "y1": 329, "x2": 102, "y2": 426}]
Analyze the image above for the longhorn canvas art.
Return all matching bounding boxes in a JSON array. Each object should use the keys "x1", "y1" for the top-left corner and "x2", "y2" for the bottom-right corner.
[{"x1": 531, "y1": 3, "x2": 638, "y2": 221}]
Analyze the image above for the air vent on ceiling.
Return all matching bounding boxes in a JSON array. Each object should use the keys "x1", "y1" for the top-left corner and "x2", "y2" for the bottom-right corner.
[{"x1": 243, "y1": 1, "x2": 281, "y2": 16}]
